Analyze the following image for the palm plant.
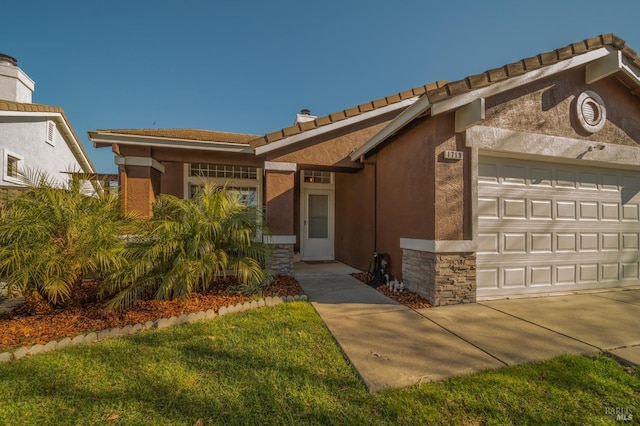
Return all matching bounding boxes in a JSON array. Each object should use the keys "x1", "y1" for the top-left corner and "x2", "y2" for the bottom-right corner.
[
  {"x1": 0, "y1": 171, "x2": 133, "y2": 308},
  {"x1": 100, "y1": 182, "x2": 271, "y2": 309}
]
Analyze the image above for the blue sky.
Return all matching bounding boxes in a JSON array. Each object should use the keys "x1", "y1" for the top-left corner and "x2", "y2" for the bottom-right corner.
[{"x1": 2, "y1": 1, "x2": 639, "y2": 173}]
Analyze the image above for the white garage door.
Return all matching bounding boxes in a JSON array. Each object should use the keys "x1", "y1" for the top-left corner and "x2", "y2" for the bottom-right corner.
[{"x1": 477, "y1": 156, "x2": 640, "y2": 298}]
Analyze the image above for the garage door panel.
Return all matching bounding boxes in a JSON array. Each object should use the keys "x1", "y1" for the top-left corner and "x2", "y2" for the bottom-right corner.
[
  {"x1": 622, "y1": 204, "x2": 639, "y2": 221},
  {"x1": 579, "y1": 202, "x2": 598, "y2": 220},
  {"x1": 530, "y1": 266, "x2": 552, "y2": 286},
  {"x1": 556, "y1": 201, "x2": 577, "y2": 220},
  {"x1": 622, "y1": 262, "x2": 639, "y2": 280},
  {"x1": 478, "y1": 156, "x2": 640, "y2": 298},
  {"x1": 531, "y1": 200, "x2": 553, "y2": 219},
  {"x1": 503, "y1": 268, "x2": 526, "y2": 287},
  {"x1": 622, "y1": 233, "x2": 639, "y2": 250},
  {"x1": 531, "y1": 233, "x2": 552, "y2": 252},
  {"x1": 556, "y1": 265, "x2": 577, "y2": 284},
  {"x1": 478, "y1": 197, "x2": 499, "y2": 218},
  {"x1": 504, "y1": 199, "x2": 526, "y2": 218}
]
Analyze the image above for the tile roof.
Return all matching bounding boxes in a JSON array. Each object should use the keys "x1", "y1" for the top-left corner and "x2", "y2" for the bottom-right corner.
[
  {"x1": 255, "y1": 34, "x2": 639, "y2": 149},
  {"x1": 425, "y1": 34, "x2": 637, "y2": 103},
  {"x1": 98, "y1": 128, "x2": 259, "y2": 144},
  {"x1": 251, "y1": 80, "x2": 449, "y2": 147},
  {"x1": 0, "y1": 100, "x2": 95, "y2": 172}
]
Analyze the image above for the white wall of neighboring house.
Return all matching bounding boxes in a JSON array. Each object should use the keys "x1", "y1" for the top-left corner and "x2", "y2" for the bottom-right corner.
[
  {"x1": 0, "y1": 116, "x2": 86, "y2": 187},
  {"x1": 0, "y1": 54, "x2": 95, "y2": 190}
]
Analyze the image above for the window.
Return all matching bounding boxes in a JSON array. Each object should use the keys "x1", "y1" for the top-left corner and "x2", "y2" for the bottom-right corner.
[
  {"x1": 190, "y1": 184, "x2": 258, "y2": 207},
  {"x1": 45, "y1": 120, "x2": 56, "y2": 146},
  {"x1": 3, "y1": 150, "x2": 23, "y2": 184},
  {"x1": 190, "y1": 163, "x2": 257, "y2": 179},
  {"x1": 303, "y1": 170, "x2": 332, "y2": 184},
  {"x1": 7, "y1": 156, "x2": 19, "y2": 178},
  {"x1": 186, "y1": 163, "x2": 261, "y2": 207}
]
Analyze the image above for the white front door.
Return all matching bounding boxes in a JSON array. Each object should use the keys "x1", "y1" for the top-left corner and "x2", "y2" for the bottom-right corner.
[{"x1": 302, "y1": 188, "x2": 334, "y2": 260}]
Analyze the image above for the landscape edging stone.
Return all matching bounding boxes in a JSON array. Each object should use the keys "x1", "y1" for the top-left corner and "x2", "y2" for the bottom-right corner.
[{"x1": 0, "y1": 294, "x2": 307, "y2": 363}]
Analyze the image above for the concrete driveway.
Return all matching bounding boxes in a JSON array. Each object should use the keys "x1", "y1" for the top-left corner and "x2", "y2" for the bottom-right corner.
[{"x1": 294, "y1": 262, "x2": 640, "y2": 392}]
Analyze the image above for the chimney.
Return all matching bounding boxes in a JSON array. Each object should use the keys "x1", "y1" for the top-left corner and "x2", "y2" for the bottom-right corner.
[
  {"x1": 294, "y1": 108, "x2": 317, "y2": 125},
  {"x1": 0, "y1": 53, "x2": 35, "y2": 103}
]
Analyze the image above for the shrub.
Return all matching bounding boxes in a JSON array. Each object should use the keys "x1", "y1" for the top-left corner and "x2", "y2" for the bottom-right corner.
[
  {"x1": 101, "y1": 182, "x2": 271, "y2": 309},
  {"x1": 0, "y1": 172, "x2": 133, "y2": 307}
]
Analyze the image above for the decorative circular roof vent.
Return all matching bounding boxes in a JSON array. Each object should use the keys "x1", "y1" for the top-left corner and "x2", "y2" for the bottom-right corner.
[{"x1": 576, "y1": 91, "x2": 606, "y2": 134}]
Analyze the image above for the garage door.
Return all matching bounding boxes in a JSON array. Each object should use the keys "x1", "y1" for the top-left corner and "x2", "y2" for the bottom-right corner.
[{"x1": 477, "y1": 156, "x2": 640, "y2": 298}]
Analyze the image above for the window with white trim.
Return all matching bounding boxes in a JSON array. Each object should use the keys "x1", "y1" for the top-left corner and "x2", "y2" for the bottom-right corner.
[
  {"x1": 186, "y1": 163, "x2": 261, "y2": 207},
  {"x1": 303, "y1": 170, "x2": 332, "y2": 184},
  {"x1": 3, "y1": 150, "x2": 23, "y2": 184},
  {"x1": 45, "y1": 120, "x2": 56, "y2": 146}
]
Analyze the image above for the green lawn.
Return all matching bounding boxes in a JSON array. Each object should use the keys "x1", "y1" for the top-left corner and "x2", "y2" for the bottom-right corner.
[{"x1": 0, "y1": 302, "x2": 638, "y2": 425}]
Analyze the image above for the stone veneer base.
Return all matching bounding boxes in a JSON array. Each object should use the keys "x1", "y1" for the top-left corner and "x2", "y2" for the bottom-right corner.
[
  {"x1": 266, "y1": 243, "x2": 295, "y2": 276},
  {"x1": 0, "y1": 294, "x2": 308, "y2": 363},
  {"x1": 402, "y1": 249, "x2": 476, "y2": 306}
]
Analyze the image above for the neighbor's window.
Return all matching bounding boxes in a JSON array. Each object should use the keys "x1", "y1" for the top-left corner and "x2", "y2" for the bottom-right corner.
[
  {"x1": 7, "y1": 156, "x2": 19, "y2": 178},
  {"x1": 3, "y1": 150, "x2": 24, "y2": 184}
]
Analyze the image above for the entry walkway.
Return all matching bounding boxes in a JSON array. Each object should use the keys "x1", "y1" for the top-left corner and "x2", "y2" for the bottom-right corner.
[{"x1": 294, "y1": 262, "x2": 640, "y2": 393}]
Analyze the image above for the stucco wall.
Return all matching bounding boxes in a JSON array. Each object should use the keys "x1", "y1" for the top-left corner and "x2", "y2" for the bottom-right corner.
[
  {"x1": 484, "y1": 68, "x2": 640, "y2": 146},
  {"x1": 335, "y1": 165, "x2": 375, "y2": 271},
  {"x1": 121, "y1": 165, "x2": 160, "y2": 217},
  {"x1": 265, "y1": 171, "x2": 295, "y2": 235},
  {"x1": 372, "y1": 117, "x2": 439, "y2": 278},
  {"x1": 268, "y1": 114, "x2": 396, "y2": 169},
  {"x1": 0, "y1": 117, "x2": 86, "y2": 186},
  {"x1": 160, "y1": 162, "x2": 185, "y2": 198}
]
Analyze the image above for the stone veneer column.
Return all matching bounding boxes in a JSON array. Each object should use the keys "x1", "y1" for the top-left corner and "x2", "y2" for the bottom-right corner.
[
  {"x1": 401, "y1": 239, "x2": 477, "y2": 306},
  {"x1": 263, "y1": 162, "x2": 297, "y2": 276}
]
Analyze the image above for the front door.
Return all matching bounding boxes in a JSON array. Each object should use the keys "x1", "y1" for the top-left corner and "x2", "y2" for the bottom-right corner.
[{"x1": 302, "y1": 188, "x2": 334, "y2": 260}]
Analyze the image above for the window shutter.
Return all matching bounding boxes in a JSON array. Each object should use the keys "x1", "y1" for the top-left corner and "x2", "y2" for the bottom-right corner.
[{"x1": 46, "y1": 120, "x2": 56, "y2": 145}]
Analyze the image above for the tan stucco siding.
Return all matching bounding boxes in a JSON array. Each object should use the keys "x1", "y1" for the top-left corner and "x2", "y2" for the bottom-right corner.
[
  {"x1": 373, "y1": 118, "x2": 438, "y2": 278},
  {"x1": 121, "y1": 164, "x2": 160, "y2": 217},
  {"x1": 265, "y1": 171, "x2": 295, "y2": 235},
  {"x1": 335, "y1": 165, "x2": 376, "y2": 271},
  {"x1": 160, "y1": 162, "x2": 185, "y2": 198},
  {"x1": 483, "y1": 68, "x2": 640, "y2": 146},
  {"x1": 434, "y1": 129, "x2": 468, "y2": 240},
  {"x1": 268, "y1": 116, "x2": 396, "y2": 169}
]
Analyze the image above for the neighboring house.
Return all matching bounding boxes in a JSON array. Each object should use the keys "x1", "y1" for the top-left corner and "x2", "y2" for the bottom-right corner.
[
  {"x1": 0, "y1": 53, "x2": 96, "y2": 190},
  {"x1": 89, "y1": 34, "x2": 640, "y2": 306}
]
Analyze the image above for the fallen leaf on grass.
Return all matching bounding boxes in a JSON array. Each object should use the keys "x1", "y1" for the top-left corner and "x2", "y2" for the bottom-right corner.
[{"x1": 105, "y1": 413, "x2": 119, "y2": 421}]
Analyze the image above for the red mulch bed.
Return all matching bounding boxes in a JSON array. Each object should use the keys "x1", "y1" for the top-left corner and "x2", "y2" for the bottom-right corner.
[
  {"x1": 351, "y1": 273, "x2": 432, "y2": 310},
  {"x1": 0, "y1": 276, "x2": 304, "y2": 351}
]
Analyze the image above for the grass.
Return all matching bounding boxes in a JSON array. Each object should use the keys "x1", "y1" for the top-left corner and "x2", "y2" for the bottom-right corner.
[{"x1": 0, "y1": 302, "x2": 638, "y2": 425}]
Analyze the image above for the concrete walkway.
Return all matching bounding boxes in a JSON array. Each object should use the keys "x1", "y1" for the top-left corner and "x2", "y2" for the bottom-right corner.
[{"x1": 294, "y1": 262, "x2": 640, "y2": 393}]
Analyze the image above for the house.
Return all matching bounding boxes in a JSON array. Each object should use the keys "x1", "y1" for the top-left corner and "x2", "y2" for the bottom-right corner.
[
  {"x1": 0, "y1": 53, "x2": 96, "y2": 191},
  {"x1": 89, "y1": 34, "x2": 640, "y2": 306}
]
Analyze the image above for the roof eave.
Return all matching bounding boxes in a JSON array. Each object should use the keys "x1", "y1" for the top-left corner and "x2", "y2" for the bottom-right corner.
[
  {"x1": 88, "y1": 131, "x2": 254, "y2": 154},
  {"x1": 352, "y1": 45, "x2": 615, "y2": 160},
  {"x1": 350, "y1": 95, "x2": 431, "y2": 161},
  {"x1": 254, "y1": 97, "x2": 419, "y2": 156}
]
